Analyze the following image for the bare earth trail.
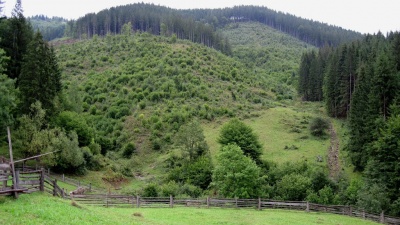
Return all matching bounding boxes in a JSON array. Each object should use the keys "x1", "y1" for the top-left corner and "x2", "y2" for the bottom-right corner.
[{"x1": 328, "y1": 123, "x2": 340, "y2": 179}]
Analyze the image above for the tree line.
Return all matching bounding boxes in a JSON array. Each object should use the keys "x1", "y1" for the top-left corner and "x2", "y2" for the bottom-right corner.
[
  {"x1": 65, "y1": 3, "x2": 232, "y2": 54},
  {"x1": 0, "y1": 1, "x2": 88, "y2": 173},
  {"x1": 46, "y1": 3, "x2": 362, "y2": 53},
  {"x1": 298, "y1": 31, "x2": 400, "y2": 216},
  {"x1": 180, "y1": 5, "x2": 363, "y2": 47},
  {"x1": 29, "y1": 15, "x2": 67, "y2": 41}
]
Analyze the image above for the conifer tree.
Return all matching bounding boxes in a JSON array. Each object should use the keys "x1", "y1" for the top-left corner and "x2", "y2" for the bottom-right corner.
[
  {"x1": 5, "y1": 0, "x2": 33, "y2": 80},
  {"x1": 370, "y1": 49, "x2": 398, "y2": 120},
  {"x1": 19, "y1": 32, "x2": 61, "y2": 116},
  {"x1": 348, "y1": 64, "x2": 374, "y2": 170}
]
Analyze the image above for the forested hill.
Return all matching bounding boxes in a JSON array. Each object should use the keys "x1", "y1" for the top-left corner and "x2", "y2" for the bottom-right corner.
[
  {"x1": 64, "y1": 3, "x2": 232, "y2": 54},
  {"x1": 64, "y1": 3, "x2": 362, "y2": 50},
  {"x1": 181, "y1": 5, "x2": 363, "y2": 47},
  {"x1": 29, "y1": 15, "x2": 67, "y2": 41}
]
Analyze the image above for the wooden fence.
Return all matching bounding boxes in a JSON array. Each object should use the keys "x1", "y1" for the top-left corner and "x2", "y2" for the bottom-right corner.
[
  {"x1": 0, "y1": 168, "x2": 68, "y2": 198},
  {"x1": 14, "y1": 166, "x2": 102, "y2": 193},
  {"x1": 70, "y1": 194, "x2": 400, "y2": 225},
  {"x1": 1, "y1": 168, "x2": 400, "y2": 225}
]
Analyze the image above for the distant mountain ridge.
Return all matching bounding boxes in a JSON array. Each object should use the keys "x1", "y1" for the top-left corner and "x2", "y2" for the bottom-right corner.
[
  {"x1": 181, "y1": 5, "x2": 363, "y2": 47},
  {"x1": 30, "y1": 4, "x2": 363, "y2": 49}
]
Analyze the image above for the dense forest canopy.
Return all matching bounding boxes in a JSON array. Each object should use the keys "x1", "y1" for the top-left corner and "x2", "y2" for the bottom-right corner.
[
  {"x1": 298, "y1": 31, "x2": 400, "y2": 215},
  {"x1": 181, "y1": 5, "x2": 363, "y2": 47},
  {"x1": 28, "y1": 15, "x2": 67, "y2": 41},
  {"x1": 64, "y1": 3, "x2": 232, "y2": 54},
  {"x1": 28, "y1": 3, "x2": 362, "y2": 51}
]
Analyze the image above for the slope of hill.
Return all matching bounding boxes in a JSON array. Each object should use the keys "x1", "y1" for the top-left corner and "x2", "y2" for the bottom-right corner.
[
  {"x1": 55, "y1": 33, "x2": 273, "y2": 157},
  {"x1": 221, "y1": 22, "x2": 315, "y2": 97}
]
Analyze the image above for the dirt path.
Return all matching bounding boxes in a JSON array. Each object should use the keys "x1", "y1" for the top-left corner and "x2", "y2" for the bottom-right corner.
[{"x1": 327, "y1": 122, "x2": 340, "y2": 180}]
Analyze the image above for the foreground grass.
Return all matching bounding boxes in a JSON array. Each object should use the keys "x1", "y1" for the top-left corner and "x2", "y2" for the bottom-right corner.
[{"x1": 0, "y1": 193, "x2": 378, "y2": 225}]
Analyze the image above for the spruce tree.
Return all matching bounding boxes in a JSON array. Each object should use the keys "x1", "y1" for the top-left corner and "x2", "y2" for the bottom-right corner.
[
  {"x1": 370, "y1": 49, "x2": 398, "y2": 120},
  {"x1": 348, "y1": 64, "x2": 374, "y2": 170},
  {"x1": 5, "y1": 0, "x2": 33, "y2": 80},
  {"x1": 19, "y1": 32, "x2": 62, "y2": 116}
]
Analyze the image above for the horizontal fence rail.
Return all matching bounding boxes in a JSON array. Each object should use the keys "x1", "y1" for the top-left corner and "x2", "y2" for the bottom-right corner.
[
  {"x1": 2, "y1": 168, "x2": 400, "y2": 225},
  {"x1": 68, "y1": 194, "x2": 400, "y2": 225}
]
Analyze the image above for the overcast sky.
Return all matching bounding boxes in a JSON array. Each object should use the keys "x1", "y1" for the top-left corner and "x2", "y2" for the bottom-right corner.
[{"x1": 2, "y1": 0, "x2": 400, "y2": 34}]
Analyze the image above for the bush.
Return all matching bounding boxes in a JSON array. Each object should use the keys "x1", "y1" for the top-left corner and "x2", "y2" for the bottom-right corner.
[
  {"x1": 168, "y1": 156, "x2": 213, "y2": 190},
  {"x1": 142, "y1": 183, "x2": 159, "y2": 197},
  {"x1": 88, "y1": 141, "x2": 101, "y2": 155},
  {"x1": 306, "y1": 186, "x2": 337, "y2": 205},
  {"x1": 55, "y1": 111, "x2": 93, "y2": 146},
  {"x1": 310, "y1": 117, "x2": 329, "y2": 137},
  {"x1": 181, "y1": 184, "x2": 203, "y2": 198},
  {"x1": 160, "y1": 181, "x2": 180, "y2": 197},
  {"x1": 276, "y1": 173, "x2": 312, "y2": 201},
  {"x1": 122, "y1": 142, "x2": 136, "y2": 158}
]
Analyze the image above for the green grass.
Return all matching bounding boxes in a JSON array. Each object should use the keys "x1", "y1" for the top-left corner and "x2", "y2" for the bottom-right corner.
[
  {"x1": 204, "y1": 103, "x2": 330, "y2": 165},
  {"x1": 0, "y1": 193, "x2": 378, "y2": 225}
]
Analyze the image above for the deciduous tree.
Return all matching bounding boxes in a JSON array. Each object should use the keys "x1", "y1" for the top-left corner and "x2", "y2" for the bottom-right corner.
[
  {"x1": 211, "y1": 144, "x2": 265, "y2": 198},
  {"x1": 218, "y1": 118, "x2": 262, "y2": 163}
]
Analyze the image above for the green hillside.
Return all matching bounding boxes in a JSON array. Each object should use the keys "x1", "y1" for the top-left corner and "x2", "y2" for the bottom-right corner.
[
  {"x1": 56, "y1": 33, "x2": 274, "y2": 154},
  {"x1": 221, "y1": 22, "x2": 315, "y2": 94}
]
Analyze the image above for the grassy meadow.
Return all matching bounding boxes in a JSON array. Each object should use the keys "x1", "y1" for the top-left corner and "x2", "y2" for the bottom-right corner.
[
  {"x1": 0, "y1": 193, "x2": 378, "y2": 225},
  {"x1": 203, "y1": 102, "x2": 331, "y2": 165}
]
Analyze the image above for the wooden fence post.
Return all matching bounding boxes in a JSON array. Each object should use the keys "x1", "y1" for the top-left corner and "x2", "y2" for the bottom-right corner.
[
  {"x1": 258, "y1": 198, "x2": 261, "y2": 211},
  {"x1": 48, "y1": 168, "x2": 50, "y2": 176},
  {"x1": 235, "y1": 198, "x2": 238, "y2": 208},
  {"x1": 106, "y1": 192, "x2": 109, "y2": 208},
  {"x1": 62, "y1": 174, "x2": 65, "y2": 182},
  {"x1": 170, "y1": 195, "x2": 173, "y2": 208},
  {"x1": 136, "y1": 195, "x2": 140, "y2": 208},
  {"x1": 362, "y1": 210, "x2": 365, "y2": 219},
  {"x1": 348, "y1": 206, "x2": 352, "y2": 216},
  {"x1": 7, "y1": 127, "x2": 18, "y2": 199},
  {"x1": 15, "y1": 170, "x2": 20, "y2": 189},
  {"x1": 380, "y1": 211, "x2": 385, "y2": 223},
  {"x1": 53, "y1": 179, "x2": 57, "y2": 196},
  {"x1": 306, "y1": 202, "x2": 309, "y2": 212},
  {"x1": 89, "y1": 183, "x2": 92, "y2": 192},
  {"x1": 207, "y1": 197, "x2": 210, "y2": 208},
  {"x1": 39, "y1": 168, "x2": 45, "y2": 192},
  {"x1": 62, "y1": 188, "x2": 65, "y2": 198}
]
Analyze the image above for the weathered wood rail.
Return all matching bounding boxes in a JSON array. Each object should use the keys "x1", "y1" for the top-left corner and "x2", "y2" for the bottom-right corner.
[
  {"x1": 0, "y1": 168, "x2": 68, "y2": 198},
  {"x1": 69, "y1": 194, "x2": 400, "y2": 225}
]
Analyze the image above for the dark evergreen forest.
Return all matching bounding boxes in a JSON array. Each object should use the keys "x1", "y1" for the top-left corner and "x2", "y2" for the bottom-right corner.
[
  {"x1": 33, "y1": 4, "x2": 362, "y2": 51},
  {"x1": 298, "y1": 32, "x2": 400, "y2": 215},
  {"x1": 29, "y1": 15, "x2": 67, "y2": 41},
  {"x1": 181, "y1": 5, "x2": 362, "y2": 47}
]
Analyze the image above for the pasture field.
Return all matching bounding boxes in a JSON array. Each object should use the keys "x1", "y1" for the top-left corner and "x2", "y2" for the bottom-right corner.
[{"x1": 0, "y1": 193, "x2": 378, "y2": 225}]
